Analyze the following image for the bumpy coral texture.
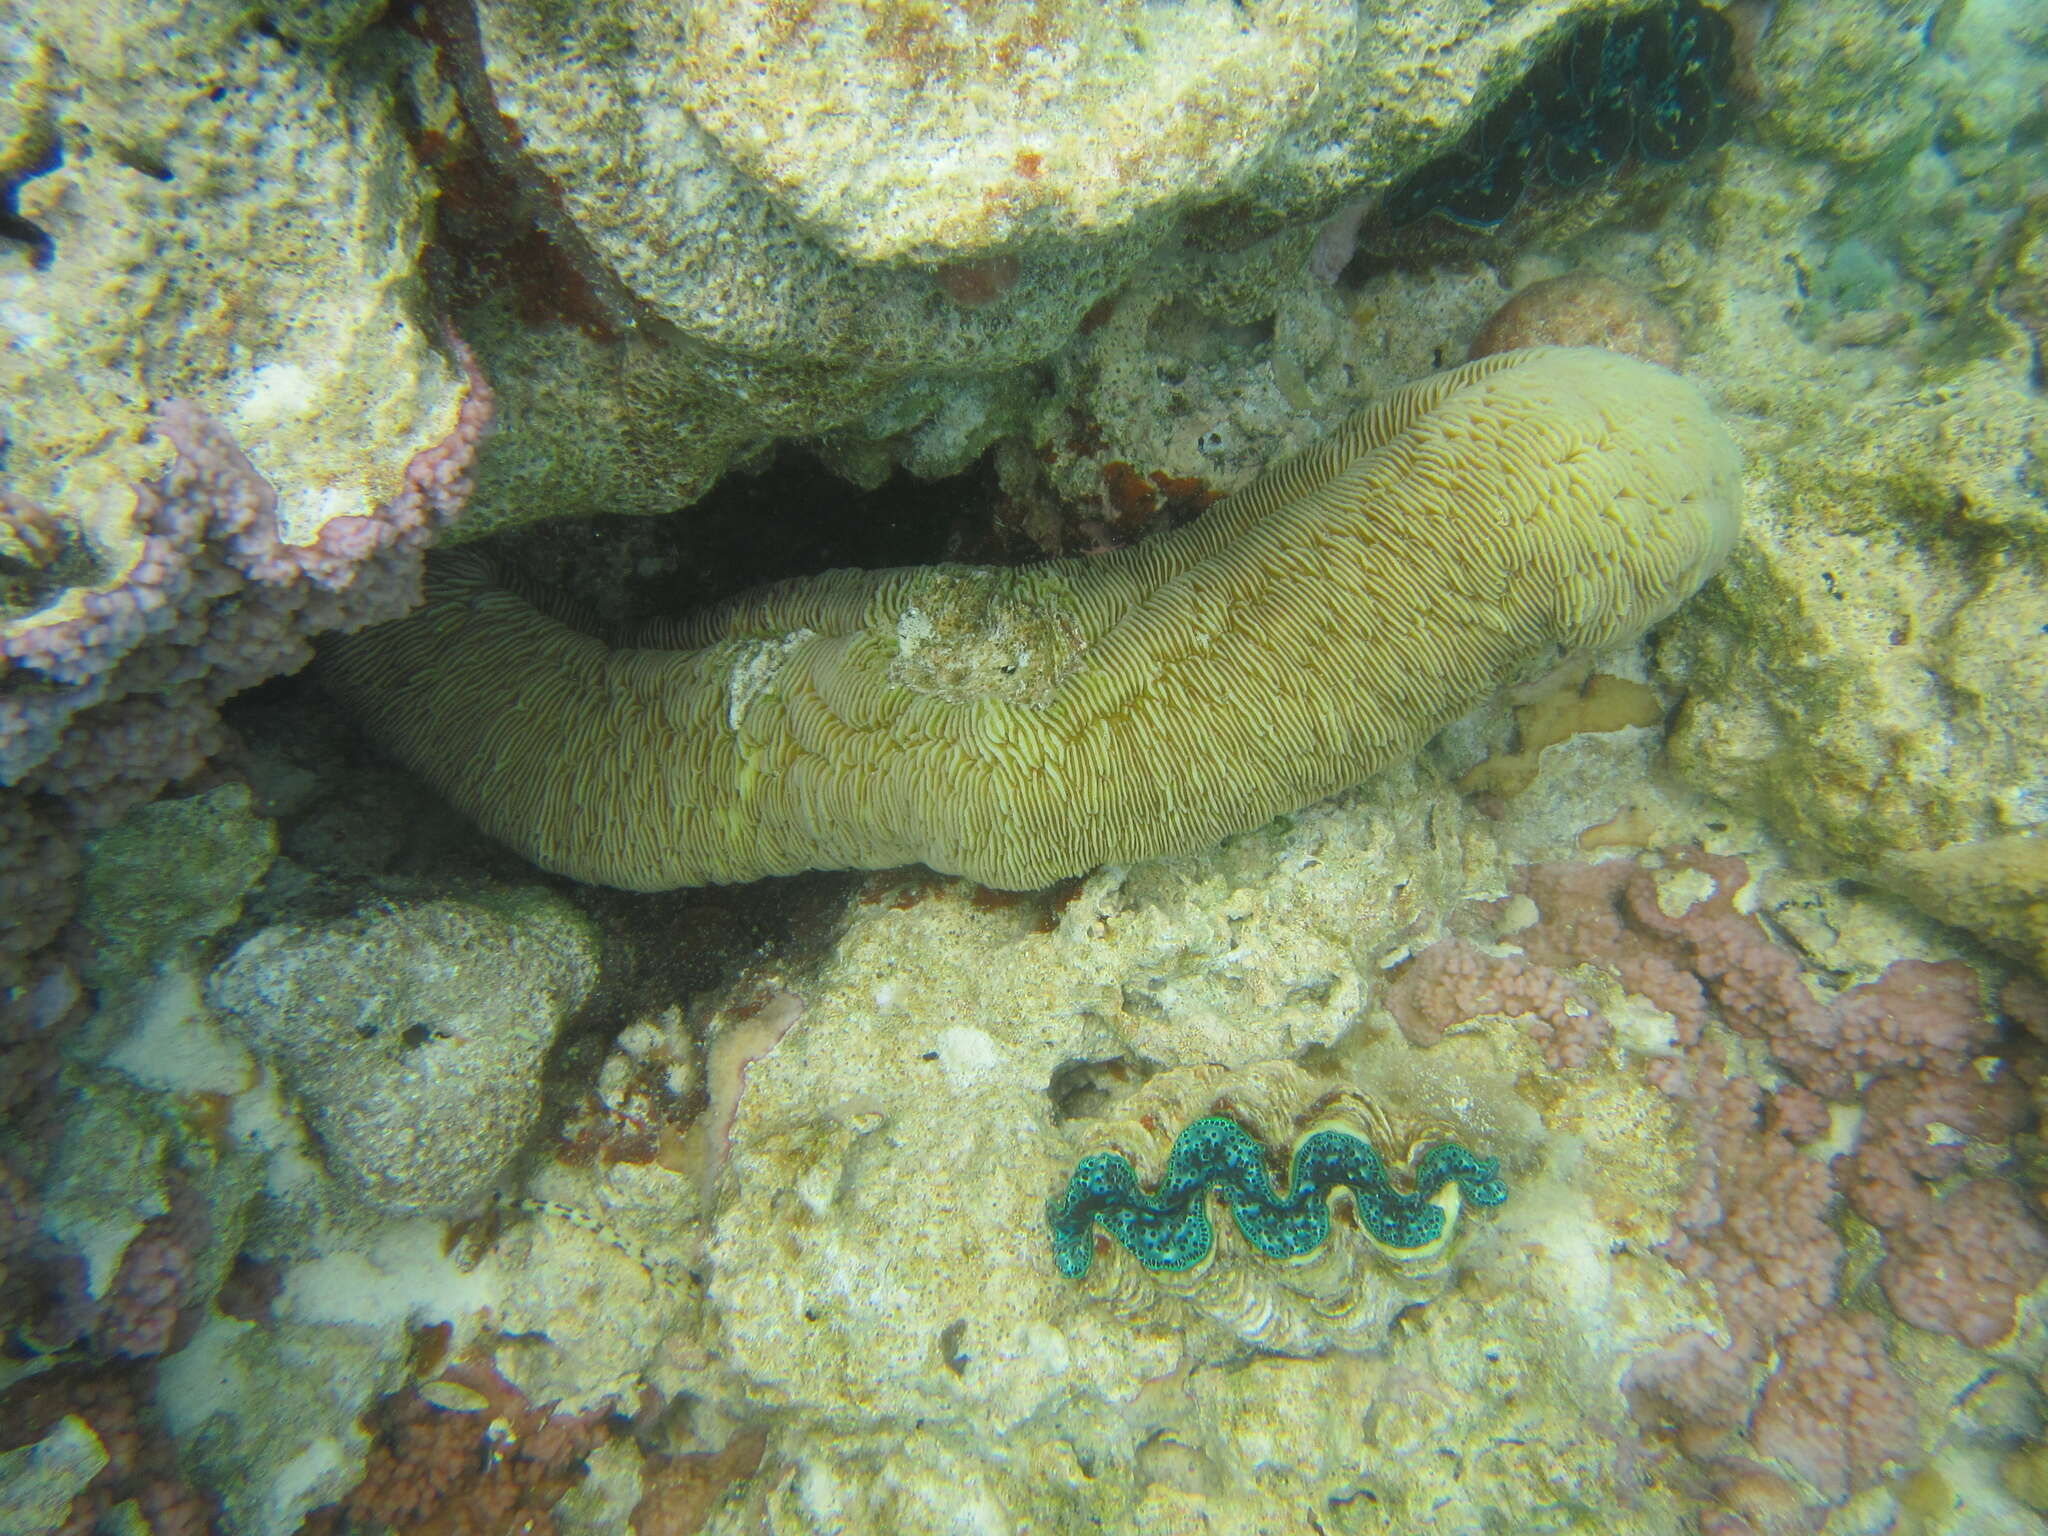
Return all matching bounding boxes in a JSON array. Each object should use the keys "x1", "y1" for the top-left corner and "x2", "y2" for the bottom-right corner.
[
  {"x1": 305, "y1": 1363, "x2": 611, "y2": 1536},
  {"x1": 209, "y1": 892, "x2": 599, "y2": 1216},
  {"x1": 1750, "y1": 1313, "x2": 1917, "y2": 1505},
  {"x1": 0, "y1": 352, "x2": 493, "y2": 961},
  {"x1": 0, "y1": 1364, "x2": 217, "y2": 1536},
  {"x1": 1386, "y1": 937, "x2": 1609, "y2": 1068},
  {"x1": 1466, "y1": 271, "x2": 1685, "y2": 371},
  {"x1": 1518, "y1": 850, "x2": 1996, "y2": 1099},
  {"x1": 632, "y1": 1431, "x2": 768, "y2": 1536},
  {"x1": 1657, "y1": 1053, "x2": 1841, "y2": 1357},
  {"x1": 94, "y1": 1186, "x2": 211, "y2": 1361},
  {"x1": 1414, "y1": 848, "x2": 2030, "y2": 1520},
  {"x1": 1877, "y1": 1177, "x2": 2048, "y2": 1348},
  {"x1": 324, "y1": 347, "x2": 1740, "y2": 890},
  {"x1": 1840, "y1": 1069, "x2": 2030, "y2": 1232},
  {"x1": 1587, "y1": 854, "x2": 2048, "y2": 1348}
]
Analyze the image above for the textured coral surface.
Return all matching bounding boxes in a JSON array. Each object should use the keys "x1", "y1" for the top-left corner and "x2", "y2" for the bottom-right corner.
[
  {"x1": 323, "y1": 348, "x2": 1739, "y2": 889},
  {"x1": 1, "y1": 2, "x2": 2045, "y2": 1535}
]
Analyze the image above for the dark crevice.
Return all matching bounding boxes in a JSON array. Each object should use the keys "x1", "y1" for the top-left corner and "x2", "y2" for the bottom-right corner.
[
  {"x1": 0, "y1": 132, "x2": 62, "y2": 269},
  {"x1": 1047, "y1": 1054, "x2": 1157, "y2": 1124},
  {"x1": 108, "y1": 143, "x2": 174, "y2": 183},
  {"x1": 478, "y1": 443, "x2": 1004, "y2": 636}
]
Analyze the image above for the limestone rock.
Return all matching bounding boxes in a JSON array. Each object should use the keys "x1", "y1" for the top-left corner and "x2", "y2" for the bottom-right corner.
[
  {"x1": 78, "y1": 784, "x2": 276, "y2": 993},
  {"x1": 1877, "y1": 835, "x2": 2048, "y2": 977},
  {"x1": 0, "y1": 0, "x2": 468, "y2": 583},
  {"x1": 207, "y1": 890, "x2": 600, "y2": 1215},
  {"x1": 1754, "y1": 0, "x2": 1944, "y2": 164},
  {"x1": 447, "y1": 0, "x2": 1651, "y2": 531},
  {"x1": 1653, "y1": 138, "x2": 2048, "y2": 883}
]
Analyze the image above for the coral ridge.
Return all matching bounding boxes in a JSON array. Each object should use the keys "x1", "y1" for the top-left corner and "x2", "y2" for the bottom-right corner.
[{"x1": 323, "y1": 346, "x2": 1740, "y2": 890}]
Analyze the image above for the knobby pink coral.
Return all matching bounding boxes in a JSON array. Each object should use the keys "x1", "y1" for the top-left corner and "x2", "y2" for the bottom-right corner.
[
  {"x1": 95, "y1": 1186, "x2": 211, "y2": 1360},
  {"x1": 1385, "y1": 937, "x2": 1608, "y2": 1068},
  {"x1": 307, "y1": 1361, "x2": 613, "y2": 1536},
  {"x1": 1522, "y1": 850, "x2": 1994, "y2": 1099},
  {"x1": 1751, "y1": 1312, "x2": 1918, "y2": 1503},
  {"x1": 0, "y1": 1363, "x2": 218, "y2": 1536},
  {"x1": 1878, "y1": 1177, "x2": 2048, "y2": 1348},
  {"x1": 0, "y1": 347, "x2": 494, "y2": 963},
  {"x1": 1394, "y1": 847, "x2": 2041, "y2": 1521},
  {"x1": 1655, "y1": 1050, "x2": 1841, "y2": 1356},
  {"x1": 1840, "y1": 1069, "x2": 2029, "y2": 1233}
]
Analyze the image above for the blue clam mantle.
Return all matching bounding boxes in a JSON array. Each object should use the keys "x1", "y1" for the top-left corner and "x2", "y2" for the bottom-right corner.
[{"x1": 1047, "y1": 1115, "x2": 1509, "y2": 1279}]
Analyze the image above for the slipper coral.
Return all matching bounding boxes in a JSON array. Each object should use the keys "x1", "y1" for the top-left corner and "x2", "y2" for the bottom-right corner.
[{"x1": 324, "y1": 346, "x2": 1741, "y2": 889}]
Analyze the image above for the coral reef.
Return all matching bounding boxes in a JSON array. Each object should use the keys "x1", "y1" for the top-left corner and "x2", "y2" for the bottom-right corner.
[
  {"x1": 1385, "y1": 934, "x2": 1611, "y2": 1069},
  {"x1": 683, "y1": 818, "x2": 1752, "y2": 1527},
  {"x1": 0, "y1": 2, "x2": 468, "y2": 546},
  {"x1": 208, "y1": 891, "x2": 600, "y2": 1215},
  {"x1": 1750, "y1": 1312, "x2": 1919, "y2": 1507},
  {"x1": 1640, "y1": 0, "x2": 2048, "y2": 921},
  {"x1": 0, "y1": 1414, "x2": 108, "y2": 1536},
  {"x1": 1384, "y1": 0, "x2": 1737, "y2": 227},
  {"x1": 1, "y1": 1, "x2": 2044, "y2": 1533},
  {"x1": 0, "y1": 0, "x2": 498, "y2": 972},
  {"x1": 1877, "y1": 1177, "x2": 2048, "y2": 1350},
  {"x1": 323, "y1": 347, "x2": 1739, "y2": 890},
  {"x1": 0, "y1": 1364, "x2": 219, "y2": 1536},
  {"x1": 1371, "y1": 838, "x2": 2048, "y2": 1524}
]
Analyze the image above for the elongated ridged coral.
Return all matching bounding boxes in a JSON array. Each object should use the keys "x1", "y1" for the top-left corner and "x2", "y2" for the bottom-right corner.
[{"x1": 322, "y1": 346, "x2": 1741, "y2": 890}]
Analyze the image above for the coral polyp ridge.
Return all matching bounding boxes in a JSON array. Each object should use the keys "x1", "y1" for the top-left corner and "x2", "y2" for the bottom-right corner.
[{"x1": 1047, "y1": 1112, "x2": 1509, "y2": 1280}]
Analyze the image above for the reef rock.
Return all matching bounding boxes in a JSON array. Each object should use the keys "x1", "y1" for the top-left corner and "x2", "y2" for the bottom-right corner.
[
  {"x1": 444, "y1": 0, "x2": 1707, "y2": 531},
  {"x1": 1651, "y1": 128, "x2": 2048, "y2": 911},
  {"x1": 697, "y1": 775, "x2": 1718, "y2": 1530},
  {"x1": 0, "y1": 0, "x2": 469, "y2": 570},
  {"x1": 76, "y1": 784, "x2": 277, "y2": 994},
  {"x1": 207, "y1": 889, "x2": 600, "y2": 1215}
]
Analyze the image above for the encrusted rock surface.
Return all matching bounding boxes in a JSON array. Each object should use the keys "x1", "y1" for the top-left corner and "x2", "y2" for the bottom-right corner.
[
  {"x1": 0, "y1": 0, "x2": 469, "y2": 573},
  {"x1": 6, "y1": 5, "x2": 2048, "y2": 1536},
  {"x1": 682, "y1": 761, "x2": 1715, "y2": 1530},
  {"x1": 208, "y1": 890, "x2": 600, "y2": 1216},
  {"x1": 76, "y1": 784, "x2": 277, "y2": 993},
  {"x1": 1650, "y1": 128, "x2": 2048, "y2": 905},
  {"x1": 445, "y1": 0, "x2": 1659, "y2": 534}
]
